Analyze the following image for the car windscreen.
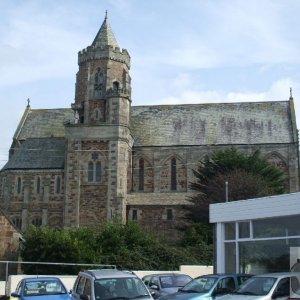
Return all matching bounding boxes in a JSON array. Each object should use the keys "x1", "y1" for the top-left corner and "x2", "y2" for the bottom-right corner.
[
  {"x1": 181, "y1": 276, "x2": 217, "y2": 293},
  {"x1": 94, "y1": 277, "x2": 150, "y2": 300},
  {"x1": 160, "y1": 275, "x2": 191, "y2": 288},
  {"x1": 24, "y1": 279, "x2": 67, "y2": 296},
  {"x1": 234, "y1": 276, "x2": 277, "y2": 296}
]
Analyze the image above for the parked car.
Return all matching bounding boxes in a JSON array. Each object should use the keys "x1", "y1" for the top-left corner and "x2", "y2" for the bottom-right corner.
[
  {"x1": 217, "y1": 272, "x2": 292, "y2": 300},
  {"x1": 10, "y1": 276, "x2": 70, "y2": 300},
  {"x1": 157, "y1": 273, "x2": 252, "y2": 300},
  {"x1": 142, "y1": 273, "x2": 192, "y2": 299},
  {"x1": 71, "y1": 268, "x2": 153, "y2": 300}
]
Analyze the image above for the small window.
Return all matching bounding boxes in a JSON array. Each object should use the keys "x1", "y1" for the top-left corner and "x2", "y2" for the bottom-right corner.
[
  {"x1": 32, "y1": 217, "x2": 42, "y2": 227},
  {"x1": 132, "y1": 209, "x2": 138, "y2": 221},
  {"x1": 166, "y1": 209, "x2": 173, "y2": 221},
  {"x1": 16, "y1": 177, "x2": 22, "y2": 194},
  {"x1": 113, "y1": 81, "x2": 119, "y2": 90},
  {"x1": 36, "y1": 177, "x2": 41, "y2": 194},
  {"x1": 55, "y1": 176, "x2": 61, "y2": 194},
  {"x1": 13, "y1": 217, "x2": 22, "y2": 230},
  {"x1": 88, "y1": 161, "x2": 94, "y2": 182},
  {"x1": 171, "y1": 158, "x2": 177, "y2": 191},
  {"x1": 96, "y1": 162, "x2": 101, "y2": 182}
]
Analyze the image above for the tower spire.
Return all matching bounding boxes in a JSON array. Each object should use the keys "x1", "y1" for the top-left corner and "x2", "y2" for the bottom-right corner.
[{"x1": 92, "y1": 11, "x2": 119, "y2": 48}]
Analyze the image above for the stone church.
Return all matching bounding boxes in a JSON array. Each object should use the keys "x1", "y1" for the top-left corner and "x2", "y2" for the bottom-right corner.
[{"x1": 0, "y1": 14, "x2": 299, "y2": 239}]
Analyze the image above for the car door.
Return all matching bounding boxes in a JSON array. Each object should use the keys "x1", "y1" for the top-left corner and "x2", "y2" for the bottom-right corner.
[{"x1": 72, "y1": 276, "x2": 87, "y2": 300}]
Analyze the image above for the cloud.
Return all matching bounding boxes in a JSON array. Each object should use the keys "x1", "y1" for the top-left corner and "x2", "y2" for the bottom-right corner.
[{"x1": 159, "y1": 78, "x2": 298, "y2": 105}]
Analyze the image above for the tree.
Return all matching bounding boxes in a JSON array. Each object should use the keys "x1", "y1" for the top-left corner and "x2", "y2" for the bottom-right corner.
[
  {"x1": 20, "y1": 222, "x2": 211, "y2": 273},
  {"x1": 189, "y1": 148, "x2": 287, "y2": 222}
]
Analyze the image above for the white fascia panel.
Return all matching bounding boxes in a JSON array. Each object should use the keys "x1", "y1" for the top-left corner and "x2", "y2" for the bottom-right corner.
[{"x1": 209, "y1": 192, "x2": 300, "y2": 223}]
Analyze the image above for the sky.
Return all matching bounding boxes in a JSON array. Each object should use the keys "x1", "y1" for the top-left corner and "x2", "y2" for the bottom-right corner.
[{"x1": 1, "y1": 0, "x2": 300, "y2": 169}]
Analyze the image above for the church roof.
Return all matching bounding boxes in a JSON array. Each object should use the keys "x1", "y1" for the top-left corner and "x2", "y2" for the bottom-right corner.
[
  {"x1": 13, "y1": 108, "x2": 74, "y2": 141},
  {"x1": 3, "y1": 99, "x2": 296, "y2": 171},
  {"x1": 130, "y1": 100, "x2": 296, "y2": 146},
  {"x1": 2, "y1": 138, "x2": 65, "y2": 170},
  {"x1": 92, "y1": 13, "x2": 119, "y2": 48}
]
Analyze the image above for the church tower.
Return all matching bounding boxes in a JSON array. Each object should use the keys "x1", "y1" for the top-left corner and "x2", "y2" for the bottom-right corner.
[{"x1": 64, "y1": 13, "x2": 133, "y2": 227}]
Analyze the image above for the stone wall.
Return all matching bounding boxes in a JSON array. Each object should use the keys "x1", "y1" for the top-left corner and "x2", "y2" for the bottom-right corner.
[{"x1": 0, "y1": 209, "x2": 21, "y2": 280}]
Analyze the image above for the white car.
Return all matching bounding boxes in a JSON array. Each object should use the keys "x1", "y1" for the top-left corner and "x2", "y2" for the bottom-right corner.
[{"x1": 217, "y1": 272, "x2": 291, "y2": 300}]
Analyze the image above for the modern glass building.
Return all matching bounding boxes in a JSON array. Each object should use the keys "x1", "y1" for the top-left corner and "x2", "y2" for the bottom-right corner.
[{"x1": 210, "y1": 192, "x2": 300, "y2": 275}]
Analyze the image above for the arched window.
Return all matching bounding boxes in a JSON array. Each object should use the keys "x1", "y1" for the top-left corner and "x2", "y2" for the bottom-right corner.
[
  {"x1": 32, "y1": 217, "x2": 42, "y2": 227},
  {"x1": 139, "y1": 158, "x2": 144, "y2": 191},
  {"x1": 36, "y1": 177, "x2": 41, "y2": 194},
  {"x1": 13, "y1": 217, "x2": 22, "y2": 230},
  {"x1": 87, "y1": 155, "x2": 102, "y2": 183},
  {"x1": 55, "y1": 176, "x2": 61, "y2": 194},
  {"x1": 88, "y1": 161, "x2": 94, "y2": 182},
  {"x1": 171, "y1": 158, "x2": 177, "y2": 191},
  {"x1": 113, "y1": 81, "x2": 119, "y2": 90},
  {"x1": 96, "y1": 162, "x2": 101, "y2": 182},
  {"x1": 94, "y1": 69, "x2": 104, "y2": 97}
]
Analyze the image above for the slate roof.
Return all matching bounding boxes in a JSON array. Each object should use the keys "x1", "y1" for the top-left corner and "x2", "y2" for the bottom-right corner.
[
  {"x1": 14, "y1": 108, "x2": 74, "y2": 141},
  {"x1": 92, "y1": 14, "x2": 119, "y2": 48},
  {"x1": 130, "y1": 101, "x2": 295, "y2": 146},
  {"x1": 2, "y1": 138, "x2": 65, "y2": 170},
  {"x1": 3, "y1": 100, "x2": 296, "y2": 171}
]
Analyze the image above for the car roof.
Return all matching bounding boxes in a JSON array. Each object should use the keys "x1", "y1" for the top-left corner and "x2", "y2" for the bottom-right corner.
[
  {"x1": 81, "y1": 269, "x2": 137, "y2": 279},
  {"x1": 143, "y1": 273, "x2": 191, "y2": 278},
  {"x1": 23, "y1": 277, "x2": 62, "y2": 282},
  {"x1": 251, "y1": 272, "x2": 291, "y2": 278},
  {"x1": 197, "y1": 273, "x2": 251, "y2": 278}
]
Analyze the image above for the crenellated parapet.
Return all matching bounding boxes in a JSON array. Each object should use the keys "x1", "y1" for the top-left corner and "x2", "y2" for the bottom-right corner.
[
  {"x1": 106, "y1": 87, "x2": 131, "y2": 100},
  {"x1": 78, "y1": 45, "x2": 130, "y2": 68}
]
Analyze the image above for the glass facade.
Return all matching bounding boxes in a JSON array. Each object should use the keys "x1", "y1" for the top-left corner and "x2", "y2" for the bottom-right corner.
[{"x1": 224, "y1": 215, "x2": 300, "y2": 275}]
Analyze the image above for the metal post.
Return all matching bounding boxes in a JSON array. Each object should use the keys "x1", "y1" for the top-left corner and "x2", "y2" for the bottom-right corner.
[{"x1": 225, "y1": 181, "x2": 228, "y2": 202}]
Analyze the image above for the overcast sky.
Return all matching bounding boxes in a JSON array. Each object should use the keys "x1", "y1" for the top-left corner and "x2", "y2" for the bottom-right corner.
[{"x1": 1, "y1": 0, "x2": 300, "y2": 168}]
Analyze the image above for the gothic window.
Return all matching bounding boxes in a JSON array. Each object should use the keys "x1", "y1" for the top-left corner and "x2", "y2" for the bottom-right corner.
[
  {"x1": 12, "y1": 217, "x2": 22, "y2": 230},
  {"x1": 94, "y1": 68, "x2": 104, "y2": 97},
  {"x1": 32, "y1": 217, "x2": 42, "y2": 227},
  {"x1": 55, "y1": 176, "x2": 61, "y2": 194},
  {"x1": 16, "y1": 177, "x2": 22, "y2": 194},
  {"x1": 171, "y1": 158, "x2": 177, "y2": 191},
  {"x1": 113, "y1": 81, "x2": 119, "y2": 90},
  {"x1": 166, "y1": 209, "x2": 173, "y2": 221},
  {"x1": 36, "y1": 177, "x2": 41, "y2": 194},
  {"x1": 95, "y1": 162, "x2": 101, "y2": 182},
  {"x1": 138, "y1": 158, "x2": 144, "y2": 191},
  {"x1": 88, "y1": 161, "x2": 94, "y2": 182},
  {"x1": 87, "y1": 153, "x2": 102, "y2": 183}
]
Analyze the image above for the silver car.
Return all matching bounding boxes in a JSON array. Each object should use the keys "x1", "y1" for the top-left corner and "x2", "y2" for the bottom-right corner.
[
  {"x1": 142, "y1": 274, "x2": 192, "y2": 299},
  {"x1": 71, "y1": 269, "x2": 153, "y2": 300},
  {"x1": 217, "y1": 273, "x2": 291, "y2": 300}
]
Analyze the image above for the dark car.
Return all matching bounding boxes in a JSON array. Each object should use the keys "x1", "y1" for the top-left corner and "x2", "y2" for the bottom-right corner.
[
  {"x1": 142, "y1": 273, "x2": 192, "y2": 299},
  {"x1": 157, "y1": 273, "x2": 252, "y2": 300},
  {"x1": 11, "y1": 276, "x2": 70, "y2": 300}
]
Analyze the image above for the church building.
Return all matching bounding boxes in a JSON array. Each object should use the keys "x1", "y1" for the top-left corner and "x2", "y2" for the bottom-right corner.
[{"x1": 0, "y1": 14, "x2": 299, "y2": 239}]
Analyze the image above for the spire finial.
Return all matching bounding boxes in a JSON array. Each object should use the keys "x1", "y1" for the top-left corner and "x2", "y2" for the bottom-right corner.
[
  {"x1": 290, "y1": 87, "x2": 293, "y2": 99},
  {"x1": 27, "y1": 98, "x2": 30, "y2": 108},
  {"x1": 105, "y1": 10, "x2": 108, "y2": 21}
]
